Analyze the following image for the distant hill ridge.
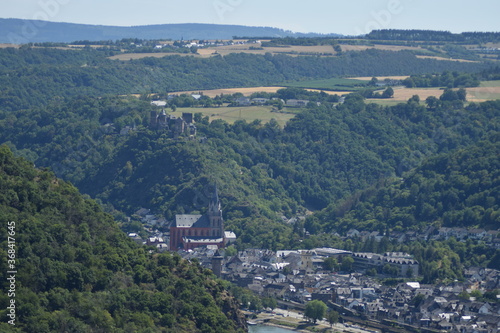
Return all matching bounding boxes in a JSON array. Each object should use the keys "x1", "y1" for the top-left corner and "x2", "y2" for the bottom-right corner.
[{"x1": 0, "y1": 18, "x2": 341, "y2": 43}]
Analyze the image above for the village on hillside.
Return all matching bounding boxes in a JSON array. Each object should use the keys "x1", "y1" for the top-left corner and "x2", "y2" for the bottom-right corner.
[{"x1": 128, "y1": 204, "x2": 500, "y2": 333}]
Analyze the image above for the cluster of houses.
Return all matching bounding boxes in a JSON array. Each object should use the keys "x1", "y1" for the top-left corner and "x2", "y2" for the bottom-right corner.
[
  {"x1": 177, "y1": 246, "x2": 499, "y2": 332},
  {"x1": 233, "y1": 97, "x2": 314, "y2": 108},
  {"x1": 233, "y1": 97, "x2": 273, "y2": 106},
  {"x1": 148, "y1": 39, "x2": 264, "y2": 50},
  {"x1": 126, "y1": 213, "x2": 500, "y2": 333},
  {"x1": 469, "y1": 46, "x2": 500, "y2": 54},
  {"x1": 435, "y1": 227, "x2": 500, "y2": 245},
  {"x1": 177, "y1": 39, "x2": 259, "y2": 50},
  {"x1": 126, "y1": 191, "x2": 499, "y2": 332},
  {"x1": 345, "y1": 227, "x2": 500, "y2": 249}
]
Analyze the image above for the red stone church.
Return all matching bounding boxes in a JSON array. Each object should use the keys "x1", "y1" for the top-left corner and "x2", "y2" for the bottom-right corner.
[{"x1": 170, "y1": 185, "x2": 226, "y2": 250}]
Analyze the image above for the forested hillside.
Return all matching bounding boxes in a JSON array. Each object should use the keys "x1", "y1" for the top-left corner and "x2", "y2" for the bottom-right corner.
[
  {"x1": 0, "y1": 46, "x2": 490, "y2": 111},
  {"x1": 0, "y1": 146, "x2": 246, "y2": 332},
  {"x1": 2, "y1": 89, "x2": 497, "y2": 252},
  {"x1": 0, "y1": 43, "x2": 499, "y2": 288},
  {"x1": 314, "y1": 137, "x2": 499, "y2": 233},
  {"x1": 0, "y1": 19, "x2": 341, "y2": 43},
  {"x1": 366, "y1": 29, "x2": 500, "y2": 43}
]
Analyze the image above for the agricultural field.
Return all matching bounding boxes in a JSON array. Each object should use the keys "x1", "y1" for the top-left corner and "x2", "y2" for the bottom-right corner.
[
  {"x1": 367, "y1": 80, "x2": 500, "y2": 105},
  {"x1": 169, "y1": 105, "x2": 296, "y2": 126},
  {"x1": 166, "y1": 80, "x2": 500, "y2": 110},
  {"x1": 284, "y1": 78, "x2": 369, "y2": 91},
  {"x1": 366, "y1": 99, "x2": 407, "y2": 107},
  {"x1": 169, "y1": 86, "x2": 287, "y2": 98},
  {"x1": 391, "y1": 87, "x2": 445, "y2": 100},
  {"x1": 108, "y1": 52, "x2": 197, "y2": 60},
  {"x1": 198, "y1": 44, "x2": 338, "y2": 57},
  {"x1": 0, "y1": 43, "x2": 19, "y2": 48},
  {"x1": 415, "y1": 55, "x2": 480, "y2": 63},
  {"x1": 366, "y1": 87, "x2": 444, "y2": 106},
  {"x1": 200, "y1": 42, "x2": 425, "y2": 57},
  {"x1": 339, "y1": 44, "x2": 422, "y2": 52},
  {"x1": 167, "y1": 79, "x2": 500, "y2": 110},
  {"x1": 466, "y1": 80, "x2": 500, "y2": 102},
  {"x1": 350, "y1": 75, "x2": 409, "y2": 81},
  {"x1": 108, "y1": 41, "x2": 429, "y2": 60}
]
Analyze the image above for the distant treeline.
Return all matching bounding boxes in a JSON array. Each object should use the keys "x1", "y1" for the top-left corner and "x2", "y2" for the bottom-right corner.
[
  {"x1": 401, "y1": 67, "x2": 500, "y2": 88},
  {"x1": 366, "y1": 29, "x2": 500, "y2": 43},
  {"x1": 0, "y1": 18, "x2": 337, "y2": 43},
  {"x1": 0, "y1": 47, "x2": 490, "y2": 111},
  {"x1": 402, "y1": 71, "x2": 480, "y2": 88},
  {"x1": 480, "y1": 66, "x2": 500, "y2": 80}
]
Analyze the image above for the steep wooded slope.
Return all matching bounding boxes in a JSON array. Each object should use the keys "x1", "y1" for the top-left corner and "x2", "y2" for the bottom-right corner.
[{"x1": 0, "y1": 145, "x2": 246, "y2": 332}]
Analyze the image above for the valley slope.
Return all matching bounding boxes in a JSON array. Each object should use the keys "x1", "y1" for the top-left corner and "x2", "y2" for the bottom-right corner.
[{"x1": 0, "y1": 145, "x2": 247, "y2": 332}]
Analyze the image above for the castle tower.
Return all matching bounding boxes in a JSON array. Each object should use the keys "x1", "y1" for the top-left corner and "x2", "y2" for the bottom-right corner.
[
  {"x1": 182, "y1": 112, "x2": 194, "y2": 124},
  {"x1": 211, "y1": 249, "x2": 224, "y2": 278},
  {"x1": 150, "y1": 110, "x2": 158, "y2": 128},
  {"x1": 300, "y1": 250, "x2": 313, "y2": 271},
  {"x1": 158, "y1": 110, "x2": 168, "y2": 129}
]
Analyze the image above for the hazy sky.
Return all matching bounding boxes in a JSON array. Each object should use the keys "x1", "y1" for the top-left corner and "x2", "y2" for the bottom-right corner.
[{"x1": 2, "y1": 0, "x2": 499, "y2": 35}]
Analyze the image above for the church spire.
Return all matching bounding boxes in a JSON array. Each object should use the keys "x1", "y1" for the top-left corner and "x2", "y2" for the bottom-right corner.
[{"x1": 209, "y1": 183, "x2": 221, "y2": 214}]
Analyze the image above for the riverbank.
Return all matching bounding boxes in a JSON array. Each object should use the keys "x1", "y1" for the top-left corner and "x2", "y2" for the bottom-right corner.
[
  {"x1": 251, "y1": 309, "x2": 377, "y2": 333},
  {"x1": 248, "y1": 323, "x2": 297, "y2": 333},
  {"x1": 252, "y1": 311, "x2": 337, "y2": 332}
]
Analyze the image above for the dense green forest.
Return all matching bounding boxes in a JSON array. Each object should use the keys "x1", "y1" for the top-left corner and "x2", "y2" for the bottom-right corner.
[
  {"x1": 366, "y1": 29, "x2": 500, "y2": 43},
  {"x1": 0, "y1": 96, "x2": 155, "y2": 184},
  {"x1": 306, "y1": 137, "x2": 500, "y2": 282},
  {"x1": 0, "y1": 43, "x2": 499, "y2": 292},
  {"x1": 0, "y1": 46, "x2": 491, "y2": 111},
  {"x1": 2, "y1": 88, "x2": 497, "y2": 249},
  {"x1": 0, "y1": 146, "x2": 246, "y2": 332},
  {"x1": 402, "y1": 71, "x2": 480, "y2": 88},
  {"x1": 313, "y1": 137, "x2": 499, "y2": 233}
]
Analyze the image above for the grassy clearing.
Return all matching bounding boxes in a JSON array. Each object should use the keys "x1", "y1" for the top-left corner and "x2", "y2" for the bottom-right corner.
[
  {"x1": 350, "y1": 75, "x2": 409, "y2": 81},
  {"x1": 169, "y1": 105, "x2": 296, "y2": 127},
  {"x1": 285, "y1": 78, "x2": 369, "y2": 91},
  {"x1": 367, "y1": 99, "x2": 406, "y2": 106},
  {"x1": 467, "y1": 85, "x2": 500, "y2": 101},
  {"x1": 479, "y1": 80, "x2": 500, "y2": 87}
]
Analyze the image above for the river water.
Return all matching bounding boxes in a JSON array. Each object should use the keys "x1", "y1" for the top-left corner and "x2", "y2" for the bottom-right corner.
[{"x1": 248, "y1": 324, "x2": 295, "y2": 333}]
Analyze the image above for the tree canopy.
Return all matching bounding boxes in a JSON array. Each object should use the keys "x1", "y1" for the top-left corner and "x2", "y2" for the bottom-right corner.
[
  {"x1": 0, "y1": 145, "x2": 246, "y2": 332},
  {"x1": 304, "y1": 300, "x2": 327, "y2": 323}
]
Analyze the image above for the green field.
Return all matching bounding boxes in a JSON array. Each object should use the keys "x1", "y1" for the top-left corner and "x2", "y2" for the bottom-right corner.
[
  {"x1": 171, "y1": 105, "x2": 297, "y2": 127},
  {"x1": 367, "y1": 99, "x2": 405, "y2": 107},
  {"x1": 467, "y1": 80, "x2": 500, "y2": 101},
  {"x1": 285, "y1": 77, "x2": 370, "y2": 91},
  {"x1": 479, "y1": 80, "x2": 500, "y2": 87}
]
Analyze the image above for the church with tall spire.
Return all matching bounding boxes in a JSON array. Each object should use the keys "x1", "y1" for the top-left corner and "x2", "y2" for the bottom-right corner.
[{"x1": 169, "y1": 185, "x2": 226, "y2": 250}]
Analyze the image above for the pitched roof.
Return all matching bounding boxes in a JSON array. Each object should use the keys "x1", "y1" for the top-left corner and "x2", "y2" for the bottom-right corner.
[{"x1": 174, "y1": 214, "x2": 210, "y2": 228}]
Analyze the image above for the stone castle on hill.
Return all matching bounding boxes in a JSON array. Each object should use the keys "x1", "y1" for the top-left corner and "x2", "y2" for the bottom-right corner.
[
  {"x1": 170, "y1": 185, "x2": 226, "y2": 250},
  {"x1": 150, "y1": 110, "x2": 196, "y2": 138}
]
